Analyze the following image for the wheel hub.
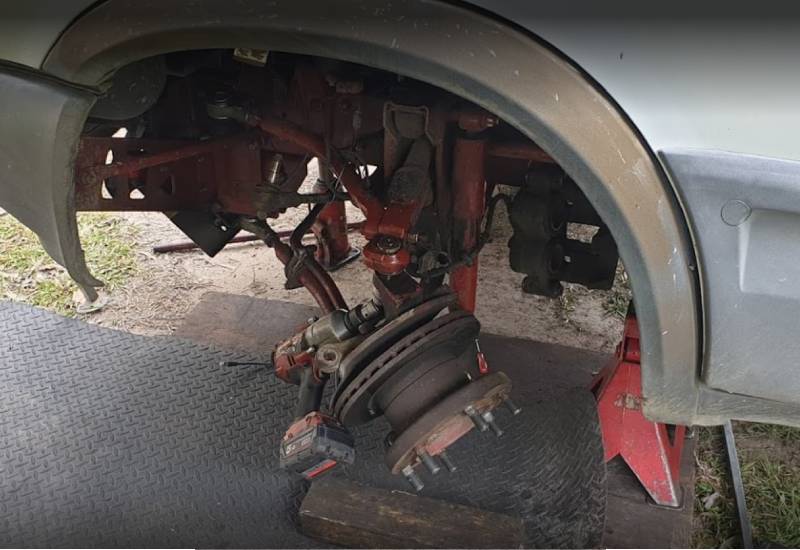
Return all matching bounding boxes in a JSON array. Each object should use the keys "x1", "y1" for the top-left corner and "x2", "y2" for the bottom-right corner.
[{"x1": 332, "y1": 298, "x2": 520, "y2": 490}]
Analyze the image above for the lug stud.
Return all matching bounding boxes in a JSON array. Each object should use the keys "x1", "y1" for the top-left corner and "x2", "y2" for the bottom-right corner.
[
  {"x1": 464, "y1": 405, "x2": 488, "y2": 431},
  {"x1": 418, "y1": 450, "x2": 441, "y2": 474},
  {"x1": 502, "y1": 396, "x2": 522, "y2": 416},
  {"x1": 481, "y1": 410, "x2": 504, "y2": 437},
  {"x1": 402, "y1": 464, "x2": 425, "y2": 492},
  {"x1": 439, "y1": 450, "x2": 457, "y2": 473}
]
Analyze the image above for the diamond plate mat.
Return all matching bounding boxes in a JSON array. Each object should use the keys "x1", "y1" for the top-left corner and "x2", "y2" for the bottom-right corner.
[{"x1": 0, "y1": 299, "x2": 605, "y2": 548}]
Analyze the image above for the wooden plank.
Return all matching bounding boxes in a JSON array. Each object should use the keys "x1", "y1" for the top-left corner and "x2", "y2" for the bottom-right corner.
[{"x1": 299, "y1": 477, "x2": 525, "y2": 549}]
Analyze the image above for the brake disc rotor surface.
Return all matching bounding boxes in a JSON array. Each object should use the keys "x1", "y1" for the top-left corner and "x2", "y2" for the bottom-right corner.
[
  {"x1": 333, "y1": 310, "x2": 479, "y2": 426},
  {"x1": 332, "y1": 292, "x2": 454, "y2": 402}
]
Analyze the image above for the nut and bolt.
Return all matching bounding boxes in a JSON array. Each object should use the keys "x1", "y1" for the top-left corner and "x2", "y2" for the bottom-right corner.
[
  {"x1": 481, "y1": 410, "x2": 504, "y2": 438},
  {"x1": 402, "y1": 464, "x2": 425, "y2": 492},
  {"x1": 417, "y1": 450, "x2": 441, "y2": 475},
  {"x1": 464, "y1": 405, "x2": 489, "y2": 432},
  {"x1": 502, "y1": 395, "x2": 522, "y2": 416},
  {"x1": 439, "y1": 450, "x2": 457, "y2": 473},
  {"x1": 375, "y1": 235, "x2": 402, "y2": 255},
  {"x1": 315, "y1": 345, "x2": 341, "y2": 375},
  {"x1": 265, "y1": 153, "x2": 285, "y2": 185}
]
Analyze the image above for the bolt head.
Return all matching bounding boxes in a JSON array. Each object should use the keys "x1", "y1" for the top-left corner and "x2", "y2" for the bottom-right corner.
[{"x1": 375, "y1": 235, "x2": 402, "y2": 254}]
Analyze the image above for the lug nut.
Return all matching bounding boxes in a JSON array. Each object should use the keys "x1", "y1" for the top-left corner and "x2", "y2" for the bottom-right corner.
[
  {"x1": 418, "y1": 450, "x2": 441, "y2": 475},
  {"x1": 439, "y1": 451, "x2": 457, "y2": 473},
  {"x1": 502, "y1": 395, "x2": 522, "y2": 416},
  {"x1": 464, "y1": 405, "x2": 488, "y2": 431},
  {"x1": 402, "y1": 464, "x2": 425, "y2": 492},
  {"x1": 481, "y1": 410, "x2": 504, "y2": 437}
]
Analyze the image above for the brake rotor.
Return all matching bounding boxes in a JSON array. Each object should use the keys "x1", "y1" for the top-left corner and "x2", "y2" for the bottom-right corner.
[
  {"x1": 332, "y1": 309, "x2": 515, "y2": 480},
  {"x1": 331, "y1": 291, "x2": 517, "y2": 490},
  {"x1": 333, "y1": 292, "x2": 454, "y2": 401},
  {"x1": 333, "y1": 310, "x2": 479, "y2": 426}
]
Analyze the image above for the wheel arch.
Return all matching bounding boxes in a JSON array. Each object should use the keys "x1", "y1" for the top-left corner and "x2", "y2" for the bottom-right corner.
[{"x1": 41, "y1": 0, "x2": 702, "y2": 422}]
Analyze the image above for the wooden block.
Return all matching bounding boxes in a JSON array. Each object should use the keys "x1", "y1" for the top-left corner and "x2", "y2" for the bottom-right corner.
[{"x1": 299, "y1": 477, "x2": 525, "y2": 549}]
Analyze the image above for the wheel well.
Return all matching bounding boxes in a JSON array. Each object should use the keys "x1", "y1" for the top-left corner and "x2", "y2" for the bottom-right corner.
[{"x1": 43, "y1": 0, "x2": 701, "y2": 423}]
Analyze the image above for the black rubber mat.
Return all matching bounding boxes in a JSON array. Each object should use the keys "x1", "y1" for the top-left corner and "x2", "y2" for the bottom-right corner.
[{"x1": 0, "y1": 300, "x2": 605, "y2": 548}]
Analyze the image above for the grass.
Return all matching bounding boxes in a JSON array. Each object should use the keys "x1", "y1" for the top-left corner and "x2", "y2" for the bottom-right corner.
[
  {"x1": 0, "y1": 212, "x2": 138, "y2": 315},
  {"x1": 558, "y1": 284, "x2": 578, "y2": 317},
  {"x1": 693, "y1": 423, "x2": 800, "y2": 548},
  {"x1": 603, "y1": 263, "x2": 631, "y2": 319}
]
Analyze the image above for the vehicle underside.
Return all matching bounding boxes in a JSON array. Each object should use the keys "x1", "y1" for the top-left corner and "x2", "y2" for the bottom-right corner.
[{"x1": 74, "y1": 49, "x2": 621, "y2": 487}]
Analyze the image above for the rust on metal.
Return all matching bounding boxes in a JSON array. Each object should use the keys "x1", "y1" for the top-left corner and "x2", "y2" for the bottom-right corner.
[
  {"x1": 487, "y1": 141, "x2": 554, "y2": 163},
  {"x1": 152, "y1": 222, "x2": 364, "y2": 254},
  {"x1": 450, "y1": 136, "x2": 487, "y2": 312},
  {"x1": 64, "y1": 58, "x2": 584, "y2": 488}
]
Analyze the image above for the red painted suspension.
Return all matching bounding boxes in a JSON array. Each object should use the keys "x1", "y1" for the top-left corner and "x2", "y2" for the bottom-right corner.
[
  {"x1": 259, "y1": 226, "x2": 345, "y2": 314},
  {"x1": 246, "y1": 112, "x2": 423, "y2": 276},
  {"x1": 244, "y1": 113, "x2": 386, "y2": 231},
  {"x1": 311, "y1": 160, "x2": 357, "y2": 270},
  {"x1": 450, "y1": 135, "x2": 487, "y2": 313},
  {"x1": 73, "y1": 96, "x2": 558, "y2": 315}
]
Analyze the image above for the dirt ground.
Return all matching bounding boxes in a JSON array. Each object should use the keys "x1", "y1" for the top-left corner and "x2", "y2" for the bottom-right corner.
[
  {"x1": 90, "y1": 209, "x2": 624, "y2": 351},
  {"x1": 86, "y1": 169, "x2": 625, "y2": 353}
]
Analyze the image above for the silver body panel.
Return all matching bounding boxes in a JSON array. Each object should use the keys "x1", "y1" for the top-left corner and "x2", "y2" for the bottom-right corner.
[
  {"x1": 5, "y1": 2, "x2": 800, "y2": 162},
  {"x1": 0, "y1": 1, "x2": 98, "y2": 69},
  {"x1": 1, "y1": 0, "x2": 799, "y2": 422},
  {"x1": 662, "y1": 149, "x2": 800, "y2": 404},
  {"x1": 466, "y1": 5, "x2": 800, "y2": 162}
]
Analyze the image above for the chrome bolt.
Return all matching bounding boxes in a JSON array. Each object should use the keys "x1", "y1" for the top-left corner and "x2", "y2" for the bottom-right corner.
[
  {"x1": 439, "y1": 451, "x2": 457, "y2": 473},
  {"x1": 464, "y1": 405, "x2": 488, "y2": 431},
  {"x1": 402, "y1": 464, "x2": 424, "y2": 492},
  {"x1": 481, "y1": 410, "x2": 504, "y2": 437},
  {"x1": 418, "y1": 450, "x2": 441, "y2": 475},
  {"x1": 502, "y1": 396, "x2": 522, "y2": 416}
]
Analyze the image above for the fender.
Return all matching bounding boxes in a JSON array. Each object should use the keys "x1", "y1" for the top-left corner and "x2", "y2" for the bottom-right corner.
[{"x1": 4, "y1": 0, "x2": 704, "y2": 422}]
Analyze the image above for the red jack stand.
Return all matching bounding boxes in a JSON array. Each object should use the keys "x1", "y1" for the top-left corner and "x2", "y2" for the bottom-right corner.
[{"x1": 591, "y1": 313, "x2": 686, "y2": 508}]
